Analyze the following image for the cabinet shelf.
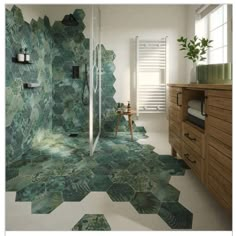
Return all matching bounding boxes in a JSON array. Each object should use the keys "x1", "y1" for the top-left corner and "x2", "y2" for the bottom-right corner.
[{"x1": 12, "y1": 57, "x2": 33, "y2": 64}]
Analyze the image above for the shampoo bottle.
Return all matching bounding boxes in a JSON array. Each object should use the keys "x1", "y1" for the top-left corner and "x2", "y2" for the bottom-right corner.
[
  {"x1": 17, "y1": 48, "x2": 24, "y2": 62},
  {"x1": 24, "y1": 48, "x2": 30, "y2": 62}
]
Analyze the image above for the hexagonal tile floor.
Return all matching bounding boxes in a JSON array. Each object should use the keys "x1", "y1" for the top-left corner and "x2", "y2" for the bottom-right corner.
[
  {"x1": 72, "y1": 214, "x2": 111, "y2": 231},
  {"x1": 6, "y1": 131, "x2": 192, "y2": 229}
]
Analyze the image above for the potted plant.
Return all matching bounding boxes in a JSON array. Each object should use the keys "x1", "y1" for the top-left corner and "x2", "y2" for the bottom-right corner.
[{"x1": 177, "y1": 35, "x2": 213, "y2": 83}]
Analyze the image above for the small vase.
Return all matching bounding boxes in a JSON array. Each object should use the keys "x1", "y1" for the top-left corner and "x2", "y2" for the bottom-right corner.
[{"x1": 190, "y1": 63, "x2": 198, "y2": 84}]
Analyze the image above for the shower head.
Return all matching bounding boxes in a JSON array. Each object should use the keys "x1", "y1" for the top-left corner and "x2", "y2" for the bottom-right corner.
[{"x1": 61, "y1": 14, "x2": 78, "y2": 26}]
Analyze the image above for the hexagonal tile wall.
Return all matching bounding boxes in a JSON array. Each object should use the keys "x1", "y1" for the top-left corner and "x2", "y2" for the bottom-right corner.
[
  {"x1": 6, "y1": 6, "x2": 53, "y2": 164},
  {"x1": 72, "y1": 214, "x2": 111, "y2": 231}
]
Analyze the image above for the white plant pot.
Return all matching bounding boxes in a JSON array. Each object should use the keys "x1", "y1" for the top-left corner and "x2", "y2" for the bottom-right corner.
[{"x1": 190, "y1": 63, "x2": 198, "y2": 84}]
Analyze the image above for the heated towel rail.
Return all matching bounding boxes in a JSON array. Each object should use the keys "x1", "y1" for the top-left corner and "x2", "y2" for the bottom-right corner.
[{"x1": 136, "y1": 36, "x2": 168, "y2": 115}]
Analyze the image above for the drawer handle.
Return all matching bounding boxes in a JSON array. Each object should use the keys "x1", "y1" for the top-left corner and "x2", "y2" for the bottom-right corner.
[
  {"x1": 201, "y1": 97, "x2": 208, "y2": 117},
  {"x1": 176, "y1": 92, "x2": 182, "y2": 107},
  {"x1": 184, "y1": 153, "x2": 196, "y2": 164},
  {"x1": 184, "y1": 133, "x2": 196, "y2": 141}
]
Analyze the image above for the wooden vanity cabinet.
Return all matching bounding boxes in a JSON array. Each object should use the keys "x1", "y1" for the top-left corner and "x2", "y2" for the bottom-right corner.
[{"x1": 168, "y1": 84, "x2": 232, "y2": 213}]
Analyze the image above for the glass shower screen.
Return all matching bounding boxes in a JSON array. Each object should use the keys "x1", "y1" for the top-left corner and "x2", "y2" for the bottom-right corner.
[{"x1": 89, "y1": 6, "x2": 101, "y2": 156}]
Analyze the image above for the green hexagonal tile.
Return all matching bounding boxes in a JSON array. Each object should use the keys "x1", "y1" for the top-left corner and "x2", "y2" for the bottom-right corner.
[
  {"x1": 130, "y1": 192, "x2": 161, "y2": 214},
  {"x1": 46, "y1": 176, "x2": 67, "y2": 192},
  {"x1": 72, "y1": 214, "x2": 111, "y2": 231},
  {"x1": 92, "y1": 164, "x2": 113, "y2": 175},
  {"x1": 6, "y1": 167, "x2": 19, "y2": 181},
  {"x1": 15, "y1": 182, "x2": 46, "y2": 202},
  {"x1": 62, "y1": 177, "x2": 90, "y2": 201},
  {"x1": 32, "y1": 192, "x2": 63, "y2": 214},
  {"x1": 159, "y1": 155, "x2": 187, "y2": 176},
  {"x1": 88, "y1": 175, "x2": 112, "y2": 192},
  {"x1": 158, "y1": 202, "x2": 193, "y2": 229},
  {"x1": 107, "y1": 183, "x2": 135, "y2": 202},
  {"x1": 151, "y1": 184, "x2": 180, "y2": 202},
  {"x1": 18, "y1": 163, "x2": 43, "y2": 176},
  {"x1": 6, "y1": 175, "x2": 32, "y2": 192}
]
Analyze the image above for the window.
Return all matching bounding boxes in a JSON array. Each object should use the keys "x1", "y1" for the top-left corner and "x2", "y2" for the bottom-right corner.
[
  {"x1": 195, "y1": 4, "x2": 232, "y2": 65},
  {"x1": 208, "y1": 5, "x2": 228, "y2": 64}
]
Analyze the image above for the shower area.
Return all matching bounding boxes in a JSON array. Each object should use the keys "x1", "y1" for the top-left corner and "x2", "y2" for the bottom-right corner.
[{"x1": 6, "y1": 4, "x2": 102, "y2": 166}]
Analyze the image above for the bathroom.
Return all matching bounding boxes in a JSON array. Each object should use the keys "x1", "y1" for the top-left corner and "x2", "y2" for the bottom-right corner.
[{"x1": 4, "y1": 3, "x2": 232, "y2": 234}]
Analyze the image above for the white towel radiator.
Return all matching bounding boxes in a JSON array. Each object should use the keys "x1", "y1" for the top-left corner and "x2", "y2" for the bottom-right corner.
[{"x1": 136, "y1": 36, "x2": 168, "y2": 116}]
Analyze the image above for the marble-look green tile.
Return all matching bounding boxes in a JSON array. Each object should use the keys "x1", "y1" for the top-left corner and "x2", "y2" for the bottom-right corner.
[
  {"x1": 92, "y1": 164, "x2": 113, "y2": 175},
  {"x1": 131, "y1": 192, "x2": 161, "y2": 214},
  {"x1": 158, "y1": 202, "x2": 193, "y2": 229},
  {"x1": 159, "y1": 155, "x2": 187, "y2": 176},
  {"x1": 46, "y1": 176, "x2": 67, "y2": 192},
  {"x1": 6, "y1": 167, "x2": 19, "y2": 181},
  {"x1": 6, "y1": 175, "x2": 32, "y2": 191},
  {"x1": 72, "y1": 214, "x2": 111, "y2": 231},
  {"x1": 109, "y1": 169, "x2": 133, "y2": 184},
  {"x1": 8, "y1": 158, "x2": 31, "y2": 169},
  {"x1": 126, "y1": 174, "x2": 154, "y2": 192},
  {"x1": 31, "y1": 154, "x2": 51, "y2": 163},
  {"x1": 18, "y1": 163, "x2": 43, "y2": 176},
  {"x1": 6, "y1": 5, "x2": 53, "y2": 164},
  {"x1": 15, "y1": 182, "x2": 46, "y2": 202},
  {"x1": 32, "y1": 192, "x2": 63, "y2": 214},
  {"x1": 88, "y1": 175, "x2": 113, "y2": 192},
  {"x1": 62, "y1": 177, "x2": 90, "y2": 201},
  {"x1": 107, "y1": 183, "x2": 135, "y2": 202},
  {"x1": 151, "y1": 184, "x2": 180, "y2": 202}
]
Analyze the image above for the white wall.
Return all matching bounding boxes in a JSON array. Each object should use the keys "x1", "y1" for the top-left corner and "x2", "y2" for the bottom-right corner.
[
  {"x1": 100, "y1": 5, "x2": 188, "y2": 106},
  {"x1": 5, "y1": 5, "x2": 91, "y2": 38},
  {"x1": 185, "y1": 5, "x2": 200, "y2": 84}
]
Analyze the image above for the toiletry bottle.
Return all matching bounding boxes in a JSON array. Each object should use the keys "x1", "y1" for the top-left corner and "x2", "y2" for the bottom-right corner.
[
  {"x1": 17, "y1": 48, "x2": 25, "y2": 62},
  {"x1": 24, "y1": 48, "x2": 30, "y2": 62},
  {"x1": 127, "y1": 101, "x2": 131, "y2": 112},
  {"x1": 117, "y1": 103, "x2": 121, "y2": 112}
]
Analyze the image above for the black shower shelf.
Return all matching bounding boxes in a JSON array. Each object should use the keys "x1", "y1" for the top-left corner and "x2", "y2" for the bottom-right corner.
[{"x1": 12, "y1": 57, "x2": 33, "y2": 64}]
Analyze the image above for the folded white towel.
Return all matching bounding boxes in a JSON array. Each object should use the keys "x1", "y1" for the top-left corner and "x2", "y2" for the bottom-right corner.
[
  {"x1": 188, "y1": 100, "x2": 205, "y2": 112},
  {"x1": 188, "y1": 107, "x2": 205, "y2": 120}
]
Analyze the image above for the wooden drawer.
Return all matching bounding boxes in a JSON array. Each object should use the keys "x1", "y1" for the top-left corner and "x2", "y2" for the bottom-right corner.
[
  {"x1": 169, "y1": 103, "x2": 182, "y2": 122},
  {"x1": 208, "y1": 125, "x2": 232, "y2": 148},
  {"x1": 208, "y1": 164, "x2": 232, "y2": 209},
  {"x1": 208, "y1": 135, "x2": 232, "y2": 159},
  {"x1": 208, "y1": 96, "x2": 232, "y2": 111},
  {"x1": 169, "y1": 95, "x2": 182, "y2": 106},
  {"x1": 208, "y1": 105, "x2": 232, "y2": 123},
  {"x1": 183, "y1": 143, "x2": 203, "y2": 181},
  {"x1": 208, "y1": 145, "x2": 232, "y2": 182},
  {"x1": 207, "y1": 116, "x2": 232, "y2": 135},
  {"x1": 169, "y1": 131, "x2": 182, "y2": 156},
  {"x1": 169, "y1": 119, "x2": 181, "y2": 137},
  {"x1": 207, "y1": 90, "x2": 232, "y2": 98},
  {"x1": 182, "y1": 122, "x2": 204, "y2": 157},
  {"x1": 168, "y1": 87, "x2": 182, "y2": 107},
  {"x1": 168, "y1": 87, "x2": 182, "y2": 98}
]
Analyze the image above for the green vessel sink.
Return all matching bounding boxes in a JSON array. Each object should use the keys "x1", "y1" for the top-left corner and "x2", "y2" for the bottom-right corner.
[{"x1": 197, "y1": 63, "x2": 232, "y2": 84}]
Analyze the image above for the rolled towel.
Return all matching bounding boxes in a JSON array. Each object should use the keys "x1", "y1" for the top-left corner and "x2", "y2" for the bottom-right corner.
[
  {"x1": 188, "y1": 107, "x2": 205, "y2": 120},
  {"x1": 188, "y1": 99, "x2": 205, "y2": 112}
]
